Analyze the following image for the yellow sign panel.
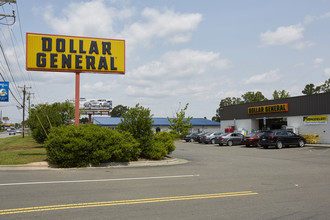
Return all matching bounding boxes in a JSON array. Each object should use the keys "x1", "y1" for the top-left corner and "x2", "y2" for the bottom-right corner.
[
  {"x1": 303, "y1": 115, "x2": 328, "y2": 124},
  {"x1": 26, "y1": 33, "x2": 125, "y2": 74},
  {"x1": 248, "y1": 103, "x2": 288, "y2": 114}
]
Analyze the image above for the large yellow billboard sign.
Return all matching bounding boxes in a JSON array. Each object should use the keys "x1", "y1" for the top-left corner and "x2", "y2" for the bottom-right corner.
[{"x1": 26, "y1": 33, "x2": 125, "y2": 74}]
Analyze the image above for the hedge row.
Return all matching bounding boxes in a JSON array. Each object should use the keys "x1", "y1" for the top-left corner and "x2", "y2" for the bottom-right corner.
[{"x1": 44, "y1": 124, "x2": 175, "y2": 168}]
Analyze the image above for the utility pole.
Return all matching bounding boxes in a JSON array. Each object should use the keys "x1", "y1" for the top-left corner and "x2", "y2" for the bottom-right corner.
[
  {"x1": 27, "y1": 92, "x2": 34, "y2": 113},
  {"x1": 19, "y1": 85, "x2": 31, "y2": 138},
  {"x1": 0, "y1": 0, "x2": 16, "y2": 25}
]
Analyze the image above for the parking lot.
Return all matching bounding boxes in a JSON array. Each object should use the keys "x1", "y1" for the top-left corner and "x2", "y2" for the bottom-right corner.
[{"x1": 1, "y1": 141, "x2": 330, "y2": 219}]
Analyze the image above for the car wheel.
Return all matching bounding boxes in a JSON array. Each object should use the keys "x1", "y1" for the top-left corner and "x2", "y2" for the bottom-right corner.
[
  {"x1": 211, "y1": 139, "x2": 215, "y2": 144},
  {"x1": 276, "y1": 141, "x2": 283, "y2": 149},
  {"x1": 227, "y1": 140, "x2": 233, "y2": 146},
  {"x1": 298, "y1": 139, "x2": 305, "y2": 147}
]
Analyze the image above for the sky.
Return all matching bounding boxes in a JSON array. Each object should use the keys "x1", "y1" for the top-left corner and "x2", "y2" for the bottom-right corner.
[{"x1": 1, "y1": 0, "x2": 330, "y2": 123}]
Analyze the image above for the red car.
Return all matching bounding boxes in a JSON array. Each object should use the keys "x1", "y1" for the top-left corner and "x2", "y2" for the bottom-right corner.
[{"x1": 243, "y1": 133, "x2": 263, "y2": 147}]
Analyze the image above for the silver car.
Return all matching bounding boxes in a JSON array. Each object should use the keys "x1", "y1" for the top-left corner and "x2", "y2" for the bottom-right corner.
[{"x1": 219, "y1": 133, "x2": 244, "y2": 146}]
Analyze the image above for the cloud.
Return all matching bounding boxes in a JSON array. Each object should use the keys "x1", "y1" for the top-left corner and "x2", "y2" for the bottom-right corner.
[
  {"x1": 291, "y1": 41, "x2": 314, "y2": 50},
  {"x1": 259, "y1": 24, "x2": 305, "y2": 46},
  {"x1": 125, "y1": 49, "x2": 230, "y2": 100},
  {"x1": 304, "y1": 11, "x2": 330, "y2": 24},
  {"x1": 43, "y1": 1, "x2": 202, "y2": 52},
  {"x1": 324, "y1": 68, "x2": 330, "y2": 77},
  {"x1": 313, "y1": 58, "x2": 324, "y2": 68},
  {"x1": 82, "y1": 80, "x2": 120, "y2": 94},
  {"x1": 120, "y1": 8, "x2": 202, "y2": 51},
  {"x1": 43, "y1": 0, "x2": 122, "y2": 38},
  {"x1": 128, "y1": 49, "x2": 230, "y2": 80},
  {"x1": 244, "y1": 69, "x2": 281, "y2": 84}
]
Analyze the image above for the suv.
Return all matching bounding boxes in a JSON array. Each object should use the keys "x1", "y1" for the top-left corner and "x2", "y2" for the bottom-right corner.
[{"x1": 259, "y1": 130, "x2": 306, "y2": 149}]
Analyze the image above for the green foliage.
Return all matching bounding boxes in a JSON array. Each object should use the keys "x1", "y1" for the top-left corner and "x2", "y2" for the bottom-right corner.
[
  {"x1": 111, "y1": 105, "x2": 129, "y2": 117},
  {"x1": 241, "y1": 91, "x2": 268, "y2": 103},
  {"x1": 320, "y1": 78, "x2": 330, "y2": 92},
  {"x1": 302, "y1": 78, "x2": 330, "y2": 95},
  {"x1": 26, "y1": 101, "x2": 75, "y2": 144},
  {"x1": 168, "y1": 103, "x2": 192, "y2": 137},
  {"x1": 45, "y1": 124, "x2": 140, "y2": 168},
  {"x1": 117, "y1": 104, "x2": 154, "y2": 158},
  {"x1": 144, "y1": 131, "x2": 176, "y2": 160},
  {"x1": 272, "y1": 90, "x2": 290, "y2": 99},
  {"x1": 302, "y1": 83, "x2": 320, "y2": 95}
]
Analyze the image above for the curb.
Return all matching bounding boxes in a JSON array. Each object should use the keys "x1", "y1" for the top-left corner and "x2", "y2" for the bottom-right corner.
[{"x1": 0, "y1": 157, "x2": 189, "y2": 171}]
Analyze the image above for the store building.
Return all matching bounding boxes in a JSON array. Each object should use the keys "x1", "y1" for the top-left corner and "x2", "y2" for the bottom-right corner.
[
  {"x1": 220, "y1": 92, "x2": 330, "y2": 143},
  {"x1": 93, "y1": 117, "x2": 220, "y2": 133}
]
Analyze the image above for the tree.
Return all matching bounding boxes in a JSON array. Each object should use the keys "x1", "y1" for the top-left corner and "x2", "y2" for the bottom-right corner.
[
  {"x1": 272, "y1": 90, "x2": 290, "y2": 99},
  {"x1": 241, "y1": 91, "x2": 268, "y2": 103},
  {"x1": 320, "y1": 78, "x2": 330, "y2": 93},
  {"x1": 213, "y1": 97, "x2": 243, "y2": 122},
  {"x1": 168, "y1": 103, "x2": 192, "y2": 137},
  {"x1": 26, "y1": 101, "x2": 75, "y2": 144},
  {"x1": 117, "y1": 104, "x2": 154, "y2": 157},
  {"x1": 80, "y1": 117, "x2": 89, "y2": 124},
  {"x1": 302, "y1": 83, "x2": 320, "y2": 95},
  {"x1": 110, "y1": 105, "x2": 129, "y2": 117}
]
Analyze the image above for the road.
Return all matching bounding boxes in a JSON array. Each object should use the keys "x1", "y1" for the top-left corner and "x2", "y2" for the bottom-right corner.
[
  {"x1": 1, "y1": 141, "x2": 330, "y2": 219},
  {"x1": 0, "y1": 132, "x2": 10, "y2": 138}
]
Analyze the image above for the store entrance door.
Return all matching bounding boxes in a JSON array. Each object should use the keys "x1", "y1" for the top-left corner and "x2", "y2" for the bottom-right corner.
[{"x1": 259, "y1": 118, "x2": 287, "y2": 130}]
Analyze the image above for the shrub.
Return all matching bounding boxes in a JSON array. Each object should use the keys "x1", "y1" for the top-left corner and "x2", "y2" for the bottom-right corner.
[
  {"x1": 145, "y1": 131, "x2": 176, "y2": 160},
  {"x1": 117, "y1": 104, "x2": 154, "y2": 158},
  {"x1": 45, "y1": 124, "x2": 140, "y2": 168}
]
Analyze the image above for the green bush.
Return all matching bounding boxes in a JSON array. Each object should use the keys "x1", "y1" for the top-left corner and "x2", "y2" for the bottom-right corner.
[
  {"x1": 117, "y1": 104, "x2": 155, "y2": 158},
  {"x1": 145, "y1": 131, "x2": 176, "y2": 160},
  {"x1": 45, "y1": 124, "x2": 140, "y2": 168}
]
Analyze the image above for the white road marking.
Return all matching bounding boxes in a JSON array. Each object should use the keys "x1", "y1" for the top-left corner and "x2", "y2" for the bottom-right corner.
[{"x1": 0, "y1": 174, "x2": 200, "y2": 186}]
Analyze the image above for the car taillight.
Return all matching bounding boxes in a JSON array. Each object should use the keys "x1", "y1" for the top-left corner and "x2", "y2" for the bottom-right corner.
[
  {"x1": 221, "y1": 137, "x2": 224, "y2": 140},
  {"x1": 269, "y1": 136, "x2": 275, "y2": 139},
  {"x1": 247, "y1": 138, "x2": 253, "y2": 141}
]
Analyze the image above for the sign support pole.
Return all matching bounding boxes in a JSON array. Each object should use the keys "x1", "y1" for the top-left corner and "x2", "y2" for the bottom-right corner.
[{"x1": 75, "y1": 72, "x2": 80, "y2": 126}]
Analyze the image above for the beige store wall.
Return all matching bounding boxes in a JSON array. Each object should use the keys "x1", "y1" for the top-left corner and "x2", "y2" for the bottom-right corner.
[{"x1": 287, "y1": 115, "x2": 330, "y2": 144}]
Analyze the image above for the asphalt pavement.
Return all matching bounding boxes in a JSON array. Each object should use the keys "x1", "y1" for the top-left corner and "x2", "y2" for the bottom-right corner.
[{"x1": 1, "y1": 141, "x2": 330, "y2": 219}]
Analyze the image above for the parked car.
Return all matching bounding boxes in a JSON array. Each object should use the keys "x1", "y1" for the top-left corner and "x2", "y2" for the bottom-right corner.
[
  {"x1": 8, "y1": 127, "x2": 16, "y2": 135},
  {"x1": 183, "y1": 133, "x2": 199, "y2": 142},
  {"x1": 259, "y1": 130, "x2": 306, "y2": 149},
  {"x1": 214, "y1": 133, "x2": 228, "y2": 144},
  {"x1": 243, "y1": 133, "x2": 263, "y2": 147},
  {"x1": 198, "y1": 132, "x2": 212, "y2": 143},
  {"x1": 203, "y1": 132, "x2": 223, "y2": 144},
  {"x1": 195, "y1": 132, "x2": 209, "y2": 143},
  {"x1": 218, "y1": 133, "x2": 244, "y2": 146}
]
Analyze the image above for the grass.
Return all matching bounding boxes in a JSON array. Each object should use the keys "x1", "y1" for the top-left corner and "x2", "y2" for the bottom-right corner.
[{"x1": 0, "y1": 135, "x2": 47, "y2": 165}]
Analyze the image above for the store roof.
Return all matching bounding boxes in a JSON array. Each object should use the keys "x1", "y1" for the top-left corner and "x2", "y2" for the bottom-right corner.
[{"x1": 93, "y1": 117, "x2": 220, "y2": 127}]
